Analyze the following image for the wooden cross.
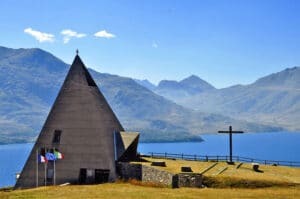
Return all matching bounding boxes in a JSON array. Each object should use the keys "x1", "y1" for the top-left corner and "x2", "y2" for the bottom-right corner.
[{"x1": 218, "y1": 126, "x2": 244, "y2": 163}]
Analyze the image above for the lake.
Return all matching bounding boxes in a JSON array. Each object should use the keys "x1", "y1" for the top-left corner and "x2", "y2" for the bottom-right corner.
[{"x1": 0, "y1": 132, "x2": 299, "y2": 187}]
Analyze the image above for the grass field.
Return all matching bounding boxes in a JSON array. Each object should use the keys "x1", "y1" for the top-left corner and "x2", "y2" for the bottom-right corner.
[
  {"x1": 1, "y1": 158, "x2": 299, "y2": 198},
  {"x1": 1, "y1": 183, "x2": 299, "y2": 199},
  {"x1": 136, "y1": 157, "x2": 300, "y2": 187}
]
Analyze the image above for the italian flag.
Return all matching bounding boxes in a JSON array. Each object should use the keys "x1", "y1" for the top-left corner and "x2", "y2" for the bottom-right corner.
[{"x1": 54, "y1": 150, "x2": 64, "y2": 159}]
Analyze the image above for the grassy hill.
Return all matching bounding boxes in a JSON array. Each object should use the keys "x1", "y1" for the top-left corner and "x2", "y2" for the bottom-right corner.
[
  {"x1": 1, "y1": 158, "x2": 299, "y2": 198},
  {"x1": 139, "y1": 157, "x2": 300, "y2": 186},
  {"x1": 1, "y1": 184, "x2": 299, "y2": 199}
]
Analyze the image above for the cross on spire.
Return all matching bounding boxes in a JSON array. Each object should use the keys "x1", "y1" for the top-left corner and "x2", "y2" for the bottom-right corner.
[{"x1": 76, "y1": 49, "x2": 79, "y2": 55}]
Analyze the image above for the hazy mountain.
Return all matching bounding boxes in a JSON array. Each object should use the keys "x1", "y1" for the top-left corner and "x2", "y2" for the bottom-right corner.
[
  {"x1": 134, "y1": 79, "x2": 156, "y2": 91},
  {"x1": 0, "y1": 46, "x2": 281, "y2": 144},
  {"x1": 168, "y1": 67, "x2": 300, "y2": 131},
  {"x1": 152, "y1": 75, "x2": 216, "y2": 101},
  {"x1": 253, "y1": 67, "x2": 300, "y2": 88}
]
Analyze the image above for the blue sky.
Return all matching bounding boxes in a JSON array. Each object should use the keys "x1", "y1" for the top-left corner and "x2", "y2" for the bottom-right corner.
[{"x1": 1, "y1": 0, "x2": 300, "y2": 88}]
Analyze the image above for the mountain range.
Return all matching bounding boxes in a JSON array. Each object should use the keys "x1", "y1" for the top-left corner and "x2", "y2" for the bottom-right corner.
[
  {"x1": 136, "y1": 68, "x2": 300, "y2": 132},
  {"x1": 0, "y1": 46, "x2": 285, "y2": 144}
]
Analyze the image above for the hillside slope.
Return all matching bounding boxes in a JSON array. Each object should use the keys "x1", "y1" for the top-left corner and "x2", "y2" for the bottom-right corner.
[
  {"x1": 0, "y1": 46, "x2": 281, "y2": 144},
  {"x1": 165, "y1": 67, "x2": 300, "y2": 131}
]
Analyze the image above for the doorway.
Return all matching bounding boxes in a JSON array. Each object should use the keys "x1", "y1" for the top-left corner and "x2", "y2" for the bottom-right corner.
[
  {"x1": 95, "y1": 169, "x2": 110, "y2": 184},
  {"x1": 79, "y1": 168, "x2": 87, "y2": 184},
  {"x1": 79, "y1": 168, "x2": 110, "y2": 184}
]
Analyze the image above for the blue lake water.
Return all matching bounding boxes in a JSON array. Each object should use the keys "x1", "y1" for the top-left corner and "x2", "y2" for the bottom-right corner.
[{"x1": 0, "y1": 132, "x2": 299, "y2": 187}]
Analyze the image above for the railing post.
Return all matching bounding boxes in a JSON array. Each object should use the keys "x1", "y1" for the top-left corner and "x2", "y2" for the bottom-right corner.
[
  {"x1": 206, "y1": 155, "x2": 208, "y2": 162},
  {"x1": 265, "y1": 160, "x2": 266, "y2": 165},
  {"x1": 194, "y1": 154, "x2": 196, "y2": 161},
  {"x1": 181, "y1": 153, "x2": 184, "y2": 159},
  {"x1": 165, "y1": 152, "x2": 167, "y2": 158},
  {"x1": 151, "y1": 152, "x2": 153, "y2": 158},
  {"x1": 217, "y1": 156, "x2": 219, "y2": 162}
]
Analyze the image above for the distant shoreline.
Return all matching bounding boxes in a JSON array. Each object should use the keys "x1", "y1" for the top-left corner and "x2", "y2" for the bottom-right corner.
[{"x1": 2, "y1": 131, "x2": 300, "y2": 145}]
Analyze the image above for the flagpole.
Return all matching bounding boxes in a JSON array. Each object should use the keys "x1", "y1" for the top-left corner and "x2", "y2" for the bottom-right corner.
[
  {"x1": 36, "y1": 149, "x2": 38, "y2": 187},
  {"x1": 54, "y1": 148, "x2": 56, "y2": 186},
  {"x1": 44, "y1": 148, "x2": 47, "y2": 187},
  {"x1": 44, "y1": 162, "x2": 47, "y2": 186}
]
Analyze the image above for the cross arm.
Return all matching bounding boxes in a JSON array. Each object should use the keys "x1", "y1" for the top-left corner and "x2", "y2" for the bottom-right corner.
[
  {"x1": 218, "y1": 131, "x2": 244, "y2": 134},
  {"x1": 218, "y1": 131, "x2": 229, "y2": 133}
]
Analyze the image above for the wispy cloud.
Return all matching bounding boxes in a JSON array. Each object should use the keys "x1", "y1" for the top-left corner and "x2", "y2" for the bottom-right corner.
[
  {"x1": 152, "y1": 42, "x2": 158, "y2": 48},
  {"x1": 61, "y1": 29, "x2": 87, "y2": 44},
  {"x1": 24, "y1": 28, "x2": 54, "y2": 43},
  {"x1": 94, "y1": 30, "x2": 116, "y2": 38}
]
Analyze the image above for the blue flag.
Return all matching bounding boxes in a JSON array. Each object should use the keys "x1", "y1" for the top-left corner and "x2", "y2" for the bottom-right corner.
[{"x1": 45, "y1": 152, "x2": 57, "y2": 161}]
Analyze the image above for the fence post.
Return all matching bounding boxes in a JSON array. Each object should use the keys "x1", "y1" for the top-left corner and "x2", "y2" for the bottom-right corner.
[
  {"x1": 194, "y1": 155, "x2": 196, "y2": 161},
  {"x1": 181, "y1": 153, "x2": 184, "y2": 159},
  {"x1": 217, "y1": 156, "x2": 219, "y2": 162},
  {"x1": 165, "y1": 152, "x2": 167, "y2": 158},
  {"x1": 206, "y1": 155, "x2": 208, "y2": 162},
  {"x1": 151, "y1": 152, "x2": 153, "y2": 158},
  {"x1": 265, "y1": 160, "x2": 266, "y2": 165}
]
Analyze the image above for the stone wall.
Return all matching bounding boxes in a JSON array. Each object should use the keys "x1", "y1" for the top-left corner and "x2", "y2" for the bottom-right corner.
[
  {"x1": 117, "y1": 162, "x2": 203, "y2": 188},
  {"x1": 141, "y1": 165, "x2": 175, "y2": 187},
  {"x1": 117, "y1": 162, "x2": 142, "y2": 180},
  {"x1": 178, "y1": 173, "x2": 202, "y2": 188}
]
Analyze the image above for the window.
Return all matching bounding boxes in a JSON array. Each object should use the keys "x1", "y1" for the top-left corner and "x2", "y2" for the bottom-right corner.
[{"x1": 52, "y1": 130, "x2": 62, "y2": 144}]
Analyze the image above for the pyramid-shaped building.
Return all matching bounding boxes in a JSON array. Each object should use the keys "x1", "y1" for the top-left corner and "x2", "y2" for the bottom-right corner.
[{"x1": 15, "y1": 53, "x2": 139, "y2": 189}]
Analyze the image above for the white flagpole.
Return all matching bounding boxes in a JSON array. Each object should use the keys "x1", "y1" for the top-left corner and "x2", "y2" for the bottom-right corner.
[{"x1": 36, "y1": 149, "x2": 38, "y2": 187}]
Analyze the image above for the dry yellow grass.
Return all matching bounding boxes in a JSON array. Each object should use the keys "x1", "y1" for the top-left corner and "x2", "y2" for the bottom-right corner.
[
  {"x1": 133, "y1": 157, "x2": 213, "y2": 173},
  {"x1": 1, "y1": 183, "x2": 299, "y2": 199},
  {"x1": 1, "y1": 158, "x2": 299, "y2": 198},
  {"x1": 138, "y1": 157, "x2": 300, "y2": 185}
]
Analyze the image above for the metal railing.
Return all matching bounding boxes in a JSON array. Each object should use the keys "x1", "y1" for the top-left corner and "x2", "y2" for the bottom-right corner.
[{"x1": 145, "y1": 152, "x2": 300, "y2": 167}]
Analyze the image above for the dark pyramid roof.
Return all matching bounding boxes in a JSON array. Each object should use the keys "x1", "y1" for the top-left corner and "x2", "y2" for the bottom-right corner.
[
  {"x1": 64, "y1": 55, "x2": 97, "y2": 87},
  {"x1": 15, "y1": 54, "x2": 127, "y2": 189}
]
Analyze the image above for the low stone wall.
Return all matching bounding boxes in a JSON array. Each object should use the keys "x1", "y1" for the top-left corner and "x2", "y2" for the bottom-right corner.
[
  {"x1": 117, "y1": 162, "x2": 174, "y2": 187},
  {"x1": 117, "y1": 162, "x2": 142, "y2": 180},
  {"x1": 178, "y1": 173, "x2": 202, "y2": 188},
  {"x1": 117, "y1": 162, "x2": 203, "y2": 188},
  {"x1": 141, "y1": 164, "x2": 175, "y2": 187}
]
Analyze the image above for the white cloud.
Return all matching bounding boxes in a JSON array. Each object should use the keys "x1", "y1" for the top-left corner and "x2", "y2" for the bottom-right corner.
[
  {"x1": 61, "y1": 29, "x2": 87, "y2": 44},
  {"x1": 24, "y1": 28, "x2": 55, "y2": 43},
  {"x1": 94, "y1": 30, "x2": 116, "y2": 38},
  {"x1": 152, "y1": 42, "x2": 158, "y2": 48}
]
